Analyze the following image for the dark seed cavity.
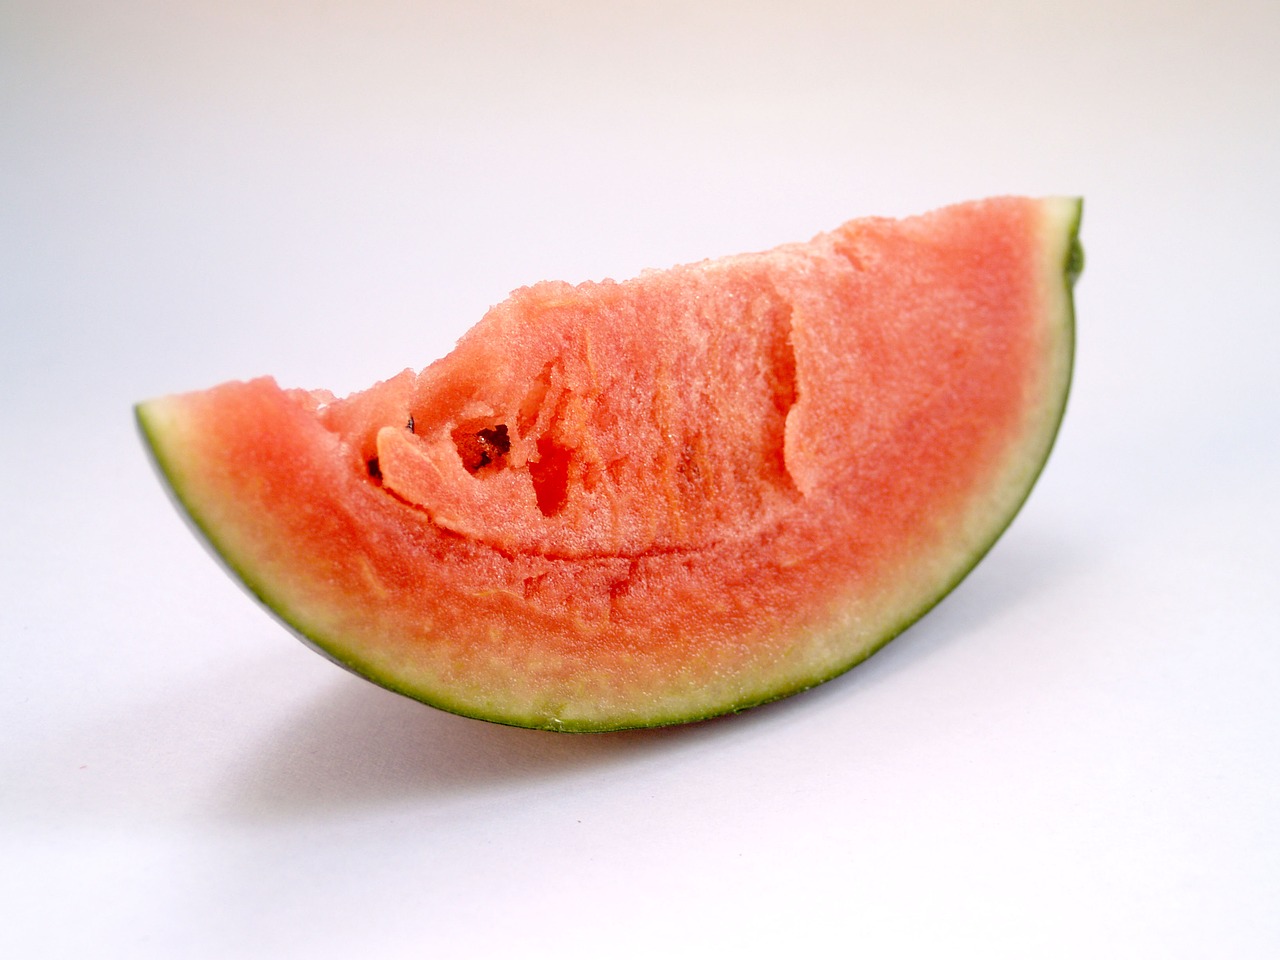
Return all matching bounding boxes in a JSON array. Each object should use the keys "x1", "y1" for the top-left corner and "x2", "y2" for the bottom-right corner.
[{"x1": 453, "y1": 423, "x2": 511, "y2": 474}]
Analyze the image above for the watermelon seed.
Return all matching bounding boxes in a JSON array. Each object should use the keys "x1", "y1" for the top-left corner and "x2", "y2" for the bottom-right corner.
[
  {"x1": 366, "y1": 457, "x2": 382, "y2": 481},
  {"x1": 406, "y1": 415, "x2": 415, "y2": 434},
  {"x1": 453, "y1": 423, "x2": 511, "y2": 474}
]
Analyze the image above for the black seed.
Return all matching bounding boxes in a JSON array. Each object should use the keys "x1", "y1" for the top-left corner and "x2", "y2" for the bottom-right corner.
[{"x1": 453, "y1": 423, "x2": 511, "y2": 474}]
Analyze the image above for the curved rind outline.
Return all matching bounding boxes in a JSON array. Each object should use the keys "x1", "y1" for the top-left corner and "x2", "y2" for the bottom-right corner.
[{"x1": 137, "y1": 199, "x2": 1081, "y2": 733}]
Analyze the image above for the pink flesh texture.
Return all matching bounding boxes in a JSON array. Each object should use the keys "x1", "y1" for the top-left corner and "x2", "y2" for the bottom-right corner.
[{"x1": 139, "y1": 196, "x2": 1077, "y2": 729}]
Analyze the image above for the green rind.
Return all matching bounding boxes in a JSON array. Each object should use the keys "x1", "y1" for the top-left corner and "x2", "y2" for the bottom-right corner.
[
  {"x1": 139, "y1": 199, "x2": 1080, "y2": 733},
  {"x1": 684, "y1": 198, "x2": 1083, "y2": 731},
  {"x1": 137, "y1": 400, "x2": 543, "y2": 728},
  {"x1": 558, "y1": 198, "x2": 1080, "y2": 731}
]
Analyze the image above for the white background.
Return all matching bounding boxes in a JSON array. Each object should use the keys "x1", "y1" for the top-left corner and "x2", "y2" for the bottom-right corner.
[{"x1": 3, "y1": 1, "x2": 1278, "y2": 956}]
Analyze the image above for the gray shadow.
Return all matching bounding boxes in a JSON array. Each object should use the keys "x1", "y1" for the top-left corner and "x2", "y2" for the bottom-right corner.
[
  {"x1": 223, "y1": 528, "x2": 1080, "y2": 822},
  {"x1": 742, "y1": 525, "x2": 1086, "y2": 712},
  {"x1": 222, "y1": 675, "x2": 737, "y2": 822},
  {"x1": 843, "y1": 525, "x2": 1085, "y2": 685}
]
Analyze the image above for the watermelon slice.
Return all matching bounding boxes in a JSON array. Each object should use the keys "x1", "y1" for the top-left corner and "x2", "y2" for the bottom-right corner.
[{"x1": 138, "y1": 196, "x2": 1081, "y2": 731}]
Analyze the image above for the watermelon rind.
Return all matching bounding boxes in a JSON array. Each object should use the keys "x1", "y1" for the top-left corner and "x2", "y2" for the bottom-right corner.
[{"x1": 137, "y1": 198, "x2": 1081, "y2": 732}]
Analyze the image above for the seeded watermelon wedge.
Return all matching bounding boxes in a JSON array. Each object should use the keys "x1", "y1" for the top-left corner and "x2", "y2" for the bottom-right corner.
[{"x1": 138, "y1": 196, "x2": 1081, "y2": 731}]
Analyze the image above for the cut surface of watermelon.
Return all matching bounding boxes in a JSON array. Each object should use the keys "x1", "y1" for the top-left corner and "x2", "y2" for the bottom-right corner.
[{"x1": 138, "y1": 196, "x2": 1081, "y2": 731}]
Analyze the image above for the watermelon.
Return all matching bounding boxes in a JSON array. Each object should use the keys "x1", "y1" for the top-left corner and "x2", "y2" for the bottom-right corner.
[{"x1": 138, "y1": 196, "x2": 1081, "y2": 732}]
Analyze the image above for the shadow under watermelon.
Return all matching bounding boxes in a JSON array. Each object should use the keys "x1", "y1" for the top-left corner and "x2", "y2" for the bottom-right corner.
[
  {"x1": 220, "y1": 671, "x2": 722, "y2": 822},
  {"x1": 220, "y1": 527, "x2": 1080, "y2": 821}
]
